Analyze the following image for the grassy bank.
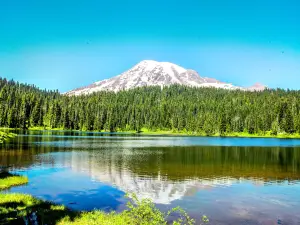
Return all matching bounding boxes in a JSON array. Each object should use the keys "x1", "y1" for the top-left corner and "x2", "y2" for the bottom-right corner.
[
  {"x1": 0, "y1": 193, "x2": 201, "y2": 225},
  {"x1": 0, "y1": 174, "x2": 202, "y2": 225},
  {"x1": 17, "y1": 126, "x2": 300, "y2": 139},
  {"x1": 137, "y1": 128, "x2": 300, "y2": 139},
  {"x1": 22, "y1": 126, "x2": 300, "y2": 139},
  {"x1": 0, "y1": 193, "x2": 75, "y2": 225},
  {"x1": 28, "y1": 126, "x2": 67, "y2": 131},
  {"x1": 0, "y1": 131, "x2": 17, "y2": 143},
  {"x1": 0, "y1": 172, "x2": 28, "y2": 190},
  {"x1": 6, "y1": 126, "x2": 299, "y2": 139}
]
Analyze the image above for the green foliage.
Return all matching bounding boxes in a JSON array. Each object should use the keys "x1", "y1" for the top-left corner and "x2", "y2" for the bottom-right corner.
[
  {"x1": 0, "y1": 193, "x2": 74, "y2": 225},
  {"x1": 124, "y1": 193, "x2": 196, "y2": 225},
  {"x1": 271, "y1": 120, "x2": 279, "y2": 135},
  {"x1": 0, "y1": 172, "x2": 28, "y2": 190},
  {"x1": 0, "y1": 171, "x2": 201, "y2": 225},
  {"x1": 0, "y1": 131, "x2": 16, "y2": 143},
  {"x1": 1, "y1": 77, "x2": 300, "y2": 136},
  {"x1": 0, "y1": 192, "x2": 202, "y2": 225}
]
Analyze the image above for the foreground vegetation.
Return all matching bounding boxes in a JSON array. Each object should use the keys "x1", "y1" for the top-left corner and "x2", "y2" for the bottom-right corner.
[
  {"x1": 0, "y1": 131, "x2": 16, "y2": 143},
  {"x1": 0, "y1": 173, "x2": 204, "y2": 225},
  {"x1": 0, "y1": 193, "x2": 203, "y2": 225},
  {"x1": 0, "y1": 172, "x2": 28, "y2": 190},
  {"x1": 1, "y1": 77, "x2": 300, "y2": 137}
]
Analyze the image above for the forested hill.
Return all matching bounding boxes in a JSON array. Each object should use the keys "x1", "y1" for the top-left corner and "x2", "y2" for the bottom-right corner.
[{"x1": 0, "y1": 77, "x2": 300, "y2": 135}]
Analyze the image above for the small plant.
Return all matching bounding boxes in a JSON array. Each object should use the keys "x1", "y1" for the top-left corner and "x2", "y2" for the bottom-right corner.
[
  {"x1": 125, "y1": 193, "x2": 207, "y2": 225},
  {"x1": 202, "y1": 215, "x2": 209, "y2": 223}
]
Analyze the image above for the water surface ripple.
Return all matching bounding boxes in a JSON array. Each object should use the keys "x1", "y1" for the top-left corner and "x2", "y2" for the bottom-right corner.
[{"x1": 1, "y1": 130, "x2": 300, "y2": 225}]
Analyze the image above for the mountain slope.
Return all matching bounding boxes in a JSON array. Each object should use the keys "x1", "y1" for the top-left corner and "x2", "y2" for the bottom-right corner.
[{"x1": 65, "y1": 60, "x2": 266, "y2": 95}]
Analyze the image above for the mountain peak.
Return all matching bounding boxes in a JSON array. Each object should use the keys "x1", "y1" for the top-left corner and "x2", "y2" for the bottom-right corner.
[
  {"x1": 65, "y1": 60, "x2": 266, "y2": 95},
  {"x1": 135, "y1": 60, "x2": 187, "y2": 75},
  {"x1": 247, "y1": 83, "x2": 268, "y2": 91}
]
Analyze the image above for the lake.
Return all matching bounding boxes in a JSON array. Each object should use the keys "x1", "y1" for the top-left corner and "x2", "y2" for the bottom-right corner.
[{"x1": 1, "y1": 130, "x2": 300, "y2": 225}]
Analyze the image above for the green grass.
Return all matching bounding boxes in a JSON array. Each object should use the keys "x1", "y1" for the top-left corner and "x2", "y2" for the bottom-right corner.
[
  {"x1": 3, "y1": 126, "x2": 300, "y2": 139},
  {"x1": 218, "y1": 131, "x2": 300, "y2": 139},
  {"x1": 26, "y1": 126, "x2": 300, "y2": 139},
  {"x1": 0, "y1": 131, "x2": 17, "y2": 143},
  {"x1": 0, "y1": 172, "x2": 28, "y2": 190},
  {"x1": 0, "y1": 174, "x2": 201, "y2": 225},
  {"x1": 137, "y1": 128, "x2": 300, "y2": 139},
  {"x1": 0, "y1": 193, "x2": 200, "y2": 225},
  {"x1": 0, "y1": 193, "x2": 76, "y2": 225},
  {"x1": 28, "y1": 126, "x2": 67, "y2": 131}
]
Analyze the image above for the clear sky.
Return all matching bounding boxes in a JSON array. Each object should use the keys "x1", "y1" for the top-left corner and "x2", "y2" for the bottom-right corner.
[{"x1": 0, "y1": 0, "x2": 299, "y2": 92}]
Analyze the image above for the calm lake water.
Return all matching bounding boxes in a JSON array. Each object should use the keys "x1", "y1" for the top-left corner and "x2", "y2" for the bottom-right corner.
[{"x1": 1, "y1": 130, "x2": 300, "y2": 225}]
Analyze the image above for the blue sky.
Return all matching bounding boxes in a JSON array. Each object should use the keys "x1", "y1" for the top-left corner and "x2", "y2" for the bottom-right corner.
[{"x1": 0, "y1": 0, "x2": 299, "y2": 92}]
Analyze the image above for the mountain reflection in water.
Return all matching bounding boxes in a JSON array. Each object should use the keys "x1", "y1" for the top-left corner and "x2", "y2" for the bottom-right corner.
[{"x1": 1, "y1": 131, "x2": 300, "y2": 224}]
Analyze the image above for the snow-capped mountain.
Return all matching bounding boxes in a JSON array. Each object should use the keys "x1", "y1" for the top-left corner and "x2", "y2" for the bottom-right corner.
[{"x1": 65, "y1": 60, "x2": 266, "y2": 95}]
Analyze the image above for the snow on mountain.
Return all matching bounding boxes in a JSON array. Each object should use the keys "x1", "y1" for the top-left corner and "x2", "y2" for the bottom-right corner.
[
  {"x1": 65, "y1": 60, "x2": 266, "y2": 95},
  {"x1": 246, "y1": 82, "x2": 267, "y2": 91}
]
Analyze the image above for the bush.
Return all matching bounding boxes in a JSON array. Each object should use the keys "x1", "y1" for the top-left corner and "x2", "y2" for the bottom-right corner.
[{"x1": 0, "y1": 193, "x2": 208, "y2": 225}]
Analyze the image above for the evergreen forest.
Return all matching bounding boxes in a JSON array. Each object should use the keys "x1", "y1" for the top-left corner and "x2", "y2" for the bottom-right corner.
[{"x1": 1, "y1": 77, "x2": 300, "y2": 136}]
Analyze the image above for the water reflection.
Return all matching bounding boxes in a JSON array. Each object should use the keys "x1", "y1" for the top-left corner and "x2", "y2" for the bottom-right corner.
[{"x1": 1, "y1": 131, "x2": 300, "y2": 224}]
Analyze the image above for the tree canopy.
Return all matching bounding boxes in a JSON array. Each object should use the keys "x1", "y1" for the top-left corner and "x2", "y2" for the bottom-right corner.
[{"x1": 1, "y1": 77, "x2": 300, "y2": 135}]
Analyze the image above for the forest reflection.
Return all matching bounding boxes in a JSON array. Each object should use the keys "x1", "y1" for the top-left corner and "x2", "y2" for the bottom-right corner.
[{"x1": 1, "y1": 134, "x2": 300, "y2": 183}]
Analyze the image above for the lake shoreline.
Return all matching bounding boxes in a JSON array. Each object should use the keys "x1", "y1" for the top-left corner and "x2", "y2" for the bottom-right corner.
[
  {"x1": 2, "y1": 131, "x2": 300, "y2": 224},
  {"x1": 0, "y1": 131, "x2": 17, "y2": 143},
  {"x1": 0, "y1": 171, "x2": 28, "y2": 190},
  {"x1": 137, "y1": 130, "x2": 300, "y2": 139},
  {"x1": 2, "y1": 127, "x2": 300, "y2": 139},
  {"x1": 0, "y1": 172, "x2": 197, "y2": 225}
]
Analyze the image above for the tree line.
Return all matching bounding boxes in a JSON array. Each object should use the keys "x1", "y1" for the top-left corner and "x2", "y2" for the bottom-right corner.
[{"x1": 0, "y1": 77, "x2": 300, "y2": 135}]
